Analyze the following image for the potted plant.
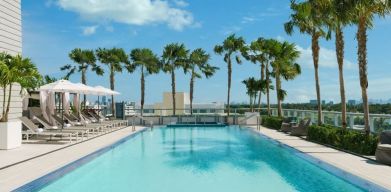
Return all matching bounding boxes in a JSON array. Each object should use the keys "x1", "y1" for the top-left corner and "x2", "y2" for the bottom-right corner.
[{"x1": 0, "y1": 52, "x2": 41, "y2": 149}]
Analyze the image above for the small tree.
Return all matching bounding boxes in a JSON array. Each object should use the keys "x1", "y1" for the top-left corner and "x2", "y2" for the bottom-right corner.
[{"x1": 0, "y1": 53, "x2": 41, "y2": 122}]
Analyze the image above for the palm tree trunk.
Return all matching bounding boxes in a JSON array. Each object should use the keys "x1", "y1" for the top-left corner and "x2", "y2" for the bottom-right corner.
[
  {"x1": 171, "y1": 70, "x2": 176, "y2": 116},
  {"x1": 336, "y1": 25, "x2": 347, "y2": 129},
  {"x1": 141, "y1": 66, "x2": 145, "y2": 117},
  {"x1": 258, "y1": 62, "x2": 265, "y2": 112},
  {"x1": 190, "y1": 72, "x2": 194, "y2": 115},
  {"x1": 1, "y1": 86, "x2": 6, "y2": 122},
  {"x1": 275, "y1": 73, "x2": 282, "y2": 117},
  {"x1": 266, "y1": 62, "x2": 271, "y2": 116},
  {"x1": 227, "y1": 58, "x2": 232, "y2": 116},
  {"x1": 4, "y1": 84, "x2": 13, "y2": 122},
  {"x1": 312, "y1": 34, "x2": 323, "y2": 126},
  {"x1": 81, "y1": 66, "x2": 87, "y2": 109},
  {"x1": 110, "y1": 65, "x2": 116, "y2": 118},
  {"x1": 357, "y1": 18, "x2": 370, "y2": 135}
]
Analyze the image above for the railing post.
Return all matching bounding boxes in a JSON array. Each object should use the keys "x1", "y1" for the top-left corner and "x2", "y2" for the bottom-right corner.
[
  {"x1": 334, "y1": 114, "x2": 339, "y2": 127},
  {"x1": 369, "y1": 116, "x2": 375, "y2": 133},
  {"x1": 349, "y1": 115, "x2": 354, "y2": 129}
]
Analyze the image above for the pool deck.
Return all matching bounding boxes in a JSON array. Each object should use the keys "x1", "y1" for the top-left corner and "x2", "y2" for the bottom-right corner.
[
  {"x1": 250, "y1": 126, "x2": 391, "y2": 191},
  {"x1": 0, "y1": 126, "x2": 146, "y2": 191}
]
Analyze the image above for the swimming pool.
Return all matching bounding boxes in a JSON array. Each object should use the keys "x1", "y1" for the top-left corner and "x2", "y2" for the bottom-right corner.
[{"x1": 19, "y1": 126, "x2": 374, "y2": 191}]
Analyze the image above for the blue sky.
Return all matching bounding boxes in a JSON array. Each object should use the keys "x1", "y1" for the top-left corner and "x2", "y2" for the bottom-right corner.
[{"x1": 22, "y1": 0, "x2": 391, "y2": 105}]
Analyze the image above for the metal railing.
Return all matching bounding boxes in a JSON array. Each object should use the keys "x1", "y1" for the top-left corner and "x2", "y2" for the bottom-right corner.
[
  {"x1": 269, "y1": 108, "x2": 391, "y2": 133},
  {"x1": 118, "y1": 107, "x2": 391, "y2": 133}
]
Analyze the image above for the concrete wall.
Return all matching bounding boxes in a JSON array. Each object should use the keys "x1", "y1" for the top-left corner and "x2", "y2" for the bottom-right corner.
[
  {"x1": 0, "y1": 0, "x2": 22, "y2": 56},
  {"x1": 0, "y1": 0, "x2": 23, "y2": 121}
]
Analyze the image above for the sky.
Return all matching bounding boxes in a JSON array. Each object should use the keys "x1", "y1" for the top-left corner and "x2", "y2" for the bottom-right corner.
[{"x1": 22, "y1": 0, "x2": 391, "y2": 105}]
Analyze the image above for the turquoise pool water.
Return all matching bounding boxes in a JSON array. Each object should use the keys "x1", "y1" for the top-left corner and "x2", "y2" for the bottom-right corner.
[{"x1": 36, "y1": 126, "x2": 365, "y2": 192}]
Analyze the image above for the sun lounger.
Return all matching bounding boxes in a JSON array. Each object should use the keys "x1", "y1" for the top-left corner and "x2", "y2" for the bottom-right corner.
[
  {"x1": 279, "y1": 117, "x2": 297, "y2": 132},
  {"x1": 20, "y1": 117, "x2": 84, "y2": 143},
  {"x1": 35, "y1": 115, "x2": 103, "y2": 135},
  {"x1": 290, "y1": 118, "x2": 311, "y2": 136},
  {"x1": 376, "y1": 131, "x2": 391, "y2": 165}
]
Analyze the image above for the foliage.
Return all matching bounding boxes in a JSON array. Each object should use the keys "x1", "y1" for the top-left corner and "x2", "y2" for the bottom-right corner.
[
  {"x1": 0, "y1": 52, "x2": 41, "y2": 122},
  {"x1": 261, "y1": 115, "x2": 284, "y2": 130},
  {"x1": 214, "y1": 34, "x2": 246, "y2": 116},
  {"x1": 307, "y1": 125, "x2": 379, "y2": 155}
]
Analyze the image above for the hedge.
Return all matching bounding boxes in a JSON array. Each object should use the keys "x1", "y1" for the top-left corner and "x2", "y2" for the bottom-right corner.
[
  {"x1": 307, "y1": 125, "x2": 379, "y2": 155},
  {"x1": 261, "y1": 116, "x2": 283, "y2": 130}
]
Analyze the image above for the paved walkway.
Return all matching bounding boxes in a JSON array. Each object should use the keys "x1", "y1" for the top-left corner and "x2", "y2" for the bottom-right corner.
[
  {"x1": 251, "y1": 126, "x2": 391, "y2": 191},
  {"x1": 0, "y1": 126, "x2": 146, "y2": 191}
]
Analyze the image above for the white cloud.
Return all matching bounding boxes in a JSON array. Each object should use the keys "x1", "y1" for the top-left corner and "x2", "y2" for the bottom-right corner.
[
  {"x1": 221, "y1": 26, "x2": 241, "y2": 35},
  {"x1": 276, "y1": 35, "x2": 284, "y2": 41},
  {"x1": 82, "y1": 25, "x2": 98, "y2": 35},
  {"x1": 58, "y1": 0, "x2": 195, "y2": 31},
  {"x1": 241, "y1": 16, "x2": 255, "y2": 24},
  {"x1": 296, "y1": 45, "x2": 355, "y2": 69},
  {"x1": 104, "y1": 25, "x2": 114, "y2": 32},
  {"x1": 173, "y1": 0, "x2": 188, "y2": 7}
]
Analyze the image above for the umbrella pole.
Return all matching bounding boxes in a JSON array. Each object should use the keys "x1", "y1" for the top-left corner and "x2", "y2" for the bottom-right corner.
[
  {"x1": 98, "y1": 96, "x2": 100, "y2": 116},
  {"x1": 61, "y1": 93, "x2": 64, "y2": 130}
]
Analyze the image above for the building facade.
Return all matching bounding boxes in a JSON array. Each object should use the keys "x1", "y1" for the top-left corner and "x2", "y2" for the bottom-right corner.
[{"x1": 0, "y1": 0, "x2": 23, "y2": 121}]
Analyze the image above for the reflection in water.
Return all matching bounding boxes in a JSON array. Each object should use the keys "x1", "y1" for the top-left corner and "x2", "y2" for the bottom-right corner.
[{"x1": 162, "y1": 127, "x2": 364, "y2": 192}]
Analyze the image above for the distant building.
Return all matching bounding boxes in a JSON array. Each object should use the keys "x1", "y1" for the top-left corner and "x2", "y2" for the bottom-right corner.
[
  {"x1": 131, "y1": 92, "x2": 225, "y2": 116},
  {"x1": 348, "y1": 100, "x2": 357, "y2": 105},
  {"x1": 309, "y1": 100, "x2": 326, "y2": 105}
]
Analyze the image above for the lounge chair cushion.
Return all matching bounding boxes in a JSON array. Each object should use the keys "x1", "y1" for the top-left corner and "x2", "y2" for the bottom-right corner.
[
  {"x1": 380, "y1": 131, "x2": 391, "y2": 144},
  {"x1": 376, "y1": 144, "x2": 391, "y2": 165}
]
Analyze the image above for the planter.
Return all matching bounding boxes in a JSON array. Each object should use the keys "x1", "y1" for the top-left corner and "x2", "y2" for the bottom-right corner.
[{"x1": 0, "y1": 121, "x2": 22, "y2": 150}]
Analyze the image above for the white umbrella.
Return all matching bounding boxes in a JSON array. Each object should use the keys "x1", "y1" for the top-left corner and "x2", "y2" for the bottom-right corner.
[
  {"x1": 94, "y1": 86, "x2": 120, "y2": 95},
  {"x1": 94, "y1": 86, "x2": 120, "y2": 117},
  {"x1": 39, "y1": 80, "x2": 86, "y2": 93}
]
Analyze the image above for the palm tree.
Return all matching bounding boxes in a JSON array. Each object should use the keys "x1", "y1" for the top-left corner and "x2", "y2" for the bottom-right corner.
[
  {"x1": 264, "y1": 39, "x2": 276, "y2": 116},
  {"x1": 61, "y1": 48, "x2": 104, "y2": 108},
  {"x1": 127, "y1": 48, "x2": 160, "y2": 117},
  {"x1": 96, "y1": 47, "x2": 130, "y2": 118},
  {"x1": 161, "y1": 43, "x2": 188, "y2": 116},
  {"x1": 214, "y1": 34, "x2": 246, "y2": 116},
  {"x1": 285, "y1": 0, "x2": 330, "y2": 125},
  {"x1": 269, "y1": 40, "x2": 301, "y2": 117},
  {"x1": 320, "y1": 0, "x2": 352, "y2": 129},
  {"x1": 242, "y1": 38, "x2": 269, "y2": 112},
  {"x1": 242, "y1": 77, "x2": 259, "y2": 112},
  {"x1": 185, "y1": 48, "x2": 219, "y2": 115},
  {"x1": 0, "y1": 53, "x2": 41, "y2": 122},
  {"x1": 349, "y1": 0, "x2": 391, "y2": 134}
]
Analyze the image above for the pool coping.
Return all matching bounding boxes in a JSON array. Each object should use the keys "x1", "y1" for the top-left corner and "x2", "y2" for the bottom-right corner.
[
  {"x1": 14, "y1": 126, "x2": 389, "y2": 192},
  {"x1": 13, "y1": 128, "x2": 148, "y2": 192},
  {"x1": 247, "y1": 127, "x2": 390, "y2": 192}
]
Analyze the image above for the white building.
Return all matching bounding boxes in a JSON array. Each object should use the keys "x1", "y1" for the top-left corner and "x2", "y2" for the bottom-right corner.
[
  {"x1": 0, "y1": 0, "x2": 24, "y2": 121},
  {"x1": 138, "y1": 92, "x2": 225, "y2": 116}
]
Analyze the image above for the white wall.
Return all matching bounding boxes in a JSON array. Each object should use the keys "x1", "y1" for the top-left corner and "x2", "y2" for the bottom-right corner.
[
  {"x1": 0, "y1": 0, "x2": 22, "y2": 56},
  {"x1": 0, "y1": 0, "x2": 23, "y2": 121}
]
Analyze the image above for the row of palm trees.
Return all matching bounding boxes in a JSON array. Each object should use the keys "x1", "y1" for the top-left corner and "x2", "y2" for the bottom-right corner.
[
  {"x1": 285, "y1": 0, "x2": 391, "y2": 135},
  {"x1": 215, "y1": 36, "x2": 301, "y2": 116},
  {"x1": 61, "y1": 45, "x2": 218, "y2": 117}
]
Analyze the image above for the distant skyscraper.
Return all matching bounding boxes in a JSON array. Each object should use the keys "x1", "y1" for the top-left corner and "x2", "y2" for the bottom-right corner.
[
  {"x1": 102, "y1": 96, "x2": 107, "y2": 105},
  {"x1": 348, "y1": 100, "x2": 357, "y2": 106}
]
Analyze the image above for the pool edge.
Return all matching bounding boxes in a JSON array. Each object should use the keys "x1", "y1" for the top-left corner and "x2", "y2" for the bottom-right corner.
[
  {"x1": 247, "y1": 127, "x2": 390, "y2": 192},
  {"x1": 13, "y1": 128, "x2": 149, "y2": 192}
]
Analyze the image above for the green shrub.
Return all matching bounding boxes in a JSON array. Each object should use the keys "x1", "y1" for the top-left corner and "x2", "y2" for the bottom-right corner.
[
  {"x1": 307, "y1": 125, "x2": 379, "y2": 155},
  {"x1": 261, "y1": 116, "x2": 283, "y2": 130}
]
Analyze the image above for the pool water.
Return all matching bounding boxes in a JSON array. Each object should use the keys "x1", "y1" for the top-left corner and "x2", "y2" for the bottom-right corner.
[{"x1": 37, "y1": 126, "x2": 365, "y2": 192}]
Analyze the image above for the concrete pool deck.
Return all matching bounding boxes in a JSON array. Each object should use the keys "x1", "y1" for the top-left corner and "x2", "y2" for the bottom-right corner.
[
  {"x1": 250, "y1": 126, "x2": 391, "y2": 191},
  {"x1": 0, "y1": 126, "x2": 146, "y2": 191}
]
